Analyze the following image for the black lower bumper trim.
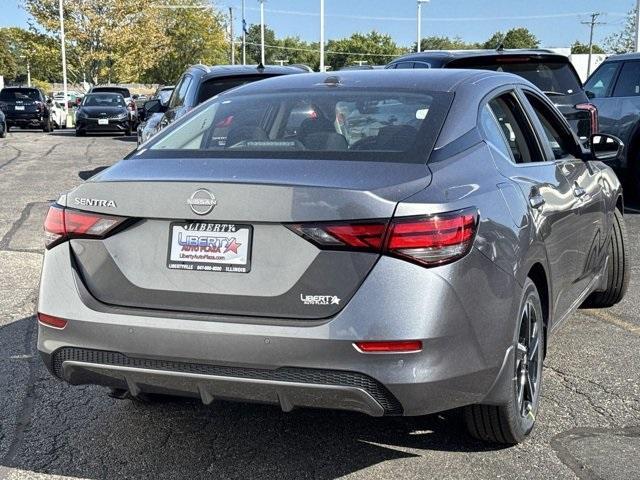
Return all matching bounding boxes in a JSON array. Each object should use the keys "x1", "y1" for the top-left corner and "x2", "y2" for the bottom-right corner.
[{"x1": 51, "y1": 347, "x2": 404, "y2": 415}]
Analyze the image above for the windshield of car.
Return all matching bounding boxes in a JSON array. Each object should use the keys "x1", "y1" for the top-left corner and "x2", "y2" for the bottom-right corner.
[
  {"x1": 196, "y1": 75, "x2": 281, "y2": 104},
  {"x1": 91, "y1": 87, "x2": 130, "y2": 99},
  {"x1": 0, "y1": 88, "x2": 40, "y2": 102},
  {"x1": 82, "y1": 94, "x2": 126, "y2": 107},
  {"x1": 146, "y1": 89, "x2": 451, "y2": 163},
  {"x1": 450, "y1": 57, "x2": 583, "y2": 95}
]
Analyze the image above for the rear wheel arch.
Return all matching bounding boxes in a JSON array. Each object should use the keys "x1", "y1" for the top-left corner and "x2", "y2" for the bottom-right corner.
[{"x1": 526, "y1": 263, "x2": 549, "y2": 359}]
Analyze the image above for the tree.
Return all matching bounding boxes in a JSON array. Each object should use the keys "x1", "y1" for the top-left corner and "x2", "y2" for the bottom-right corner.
[
  {"x1": 141, "y1": 4, "x2": 227, "y2": 83},
  {"x1": 571, "y1": 41, "x2": 605, "y2": 55},
  {"x1": 0, "y1": 29, "x2": 19, "y2": 80},
  {"x1": 483, "y1": 28, "x2": 540, "y2": 49},
  {"x1": 0, "y1": 27, "x2": 60, "y2": 84},
  {"x1": 418, "y1": 35, "x2": 480, "y2": 51},
  {"x1": 326, "y1": 31, "x2": 404, "y2": 71},
  {"x1": 604, "y1": 8, "x2": 636, "y2": 54},
  {"x1": 244, "y1": 24, "x2": 278, "y2": 64}
]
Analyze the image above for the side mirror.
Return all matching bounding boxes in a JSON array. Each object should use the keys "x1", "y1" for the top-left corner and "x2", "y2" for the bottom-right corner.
[
  {"x1": 144, "y1": 99, "x2": 166, "y2": 114},
  {"x1": 46, "y1": 98, "x2": 53, "y2": 105},
  {"x1": 590, "y1": 134, "x2": 623, "y2": 161},
  {"x1": 132, "y1": 94, "x2": 139, "y2": 100},
  {"x1": 585, "y1": 90, "x2": 595, "y2": 100}
]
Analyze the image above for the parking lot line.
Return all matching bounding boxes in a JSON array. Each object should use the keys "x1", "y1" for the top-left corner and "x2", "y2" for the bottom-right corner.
[{"x1": 583, "y1": 308, "x2": 640, "y2": 335}]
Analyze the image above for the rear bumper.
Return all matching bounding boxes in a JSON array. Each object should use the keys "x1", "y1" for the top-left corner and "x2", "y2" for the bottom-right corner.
[
  {"x1": 38, "y1": 243, "x2": 519, "y2": 416},
  {"x1": 5, "y1": 112, "x2": 45, "y2": 125}
]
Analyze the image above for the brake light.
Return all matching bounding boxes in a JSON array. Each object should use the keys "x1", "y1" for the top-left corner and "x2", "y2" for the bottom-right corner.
[
  {"x1": 354, "y1": 340, "x2": 422, "y2": 353},
  {"x1": 37, "y1": 312, "x2": 68, "y2": 329},
  {"x1": 287, "y1": 208, "x2": 478, "y2": 267},
  {"x1": 386, "y1": 210, "x2": 477, "y2": 266},
  {"x1": 43, "y1": 205, "x2": 127, "y2": 249},
  {"x1": 576, "y1": 103, "x2": 599, "y2": 134}
]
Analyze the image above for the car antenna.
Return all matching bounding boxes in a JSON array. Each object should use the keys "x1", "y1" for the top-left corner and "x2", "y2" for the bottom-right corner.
[{"x1": 495, "y1": 33, "x2": 505, "y2": 52}]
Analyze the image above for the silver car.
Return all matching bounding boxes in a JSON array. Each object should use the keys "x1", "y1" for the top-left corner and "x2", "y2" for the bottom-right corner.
[{"x1": 38, "y1": 70, "x2": 628, "y2": 444}]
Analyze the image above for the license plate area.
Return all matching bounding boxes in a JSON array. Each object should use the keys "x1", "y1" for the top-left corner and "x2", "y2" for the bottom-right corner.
[
  {"x1": 98, "y1": 118, "x2": 108, "y2": 125},
  {"x1": 15, "y1": 106, "x2": 25, "y2": 111},
  {"x1": 167, "y1": 222, "x2": 252, "y2": 273}
]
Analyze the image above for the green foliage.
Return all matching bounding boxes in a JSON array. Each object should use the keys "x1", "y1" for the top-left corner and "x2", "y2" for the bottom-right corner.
[
  {"x1": 326, "y1": 31, "x2": 404, "y2": 70},
  {"x1": 571, "y1": 41, "x2": 605, "y2": 55},
  {"x1": 604, "y1": 8, "x2": 636, "y2": 54},
  {"x1": 482, "y1": 28, "x2": 540, "y2": 49},
  {"x1": 244, "y1": 24, "x2": 278, "y2": 64},
  {"x1": 418, "y1": 36, "x2": 480, "y2": 51},
  {"x1": 0, "y1": 27, "x2": 60, "y2": 84}
]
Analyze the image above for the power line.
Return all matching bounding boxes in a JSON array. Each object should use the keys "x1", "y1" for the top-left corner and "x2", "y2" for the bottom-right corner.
[{"x1": 243, "y1": 41, "x2": 400, "y2": 58}]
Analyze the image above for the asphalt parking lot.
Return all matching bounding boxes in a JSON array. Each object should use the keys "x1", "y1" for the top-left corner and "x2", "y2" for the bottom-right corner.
[{"x1": 0, "y1": 129, "x2": 639, "y2": 480}]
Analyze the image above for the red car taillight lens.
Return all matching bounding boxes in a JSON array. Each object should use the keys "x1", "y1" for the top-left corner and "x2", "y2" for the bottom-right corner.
[
  {"x1": 386, "y1": 210, "x2": 477, "y2": 266},
  {"x1": 354, "y1": 340, "x2": 422, "y2": 353},
  {"x1": 576, "y1": 102, "x2": 599, "y2": 135},
  {"x1": 287, "y1": 208, "x2": 478, "y2": 267},
  {"x1": 43, "y1": 205, "x2": 128, "y2": 249}
]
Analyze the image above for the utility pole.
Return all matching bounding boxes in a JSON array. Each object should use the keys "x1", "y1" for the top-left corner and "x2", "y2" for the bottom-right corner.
[
  {"x1": 259, "y1": 0, "x2": 265, "y2": 65},
  {"x1": 416, "y1": 0, "x2": 429, "y2": 53},
  {"x1": 581, "y1": 12, "x2": 604, "y2": 77},
  {"x1": 242, "y1": 0, "x2": 246, "y2": 65},
  {"x1": 229, "y1": 7, "x2": 235, "y2": 65},
  {"x1": 320, "y1": 0, "x2": 325, "y2": 72},
  {"x1": 58, "y1": 0, "x2": 68, "y2": 116}
]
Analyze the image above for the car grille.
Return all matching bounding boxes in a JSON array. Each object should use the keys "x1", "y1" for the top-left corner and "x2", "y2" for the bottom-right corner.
[{"x1": 52, "y1": 347, "x2": 404, "y2": 415}]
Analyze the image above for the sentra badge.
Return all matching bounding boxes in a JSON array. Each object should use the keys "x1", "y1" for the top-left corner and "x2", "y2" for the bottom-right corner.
[{"x1": 74, "y1": 197, "x2": 117, "y2": 208}]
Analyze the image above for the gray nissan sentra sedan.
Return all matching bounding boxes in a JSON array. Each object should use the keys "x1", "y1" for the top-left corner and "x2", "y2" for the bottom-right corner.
[{"x1": 38, "y1": 70, "x2": 629, "y2": 444}]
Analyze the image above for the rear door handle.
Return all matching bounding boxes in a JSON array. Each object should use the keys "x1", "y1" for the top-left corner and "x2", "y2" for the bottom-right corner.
[{"x1": 529, "y1": 194, "x2": 545, "y2": 209}]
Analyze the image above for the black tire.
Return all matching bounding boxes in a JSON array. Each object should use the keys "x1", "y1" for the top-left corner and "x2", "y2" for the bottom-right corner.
[
  {"x1": 125, "y1": 126, "x2": 132, "y2": 136},
  {"x1": 43, "y1": 118, "x2": 53, "y2": 133},
  {"x1": 464, "y1": 278, "x2": 545, "y2": 444},
  {"x1": 75, "y1": 129, "x2": 86, "y2": 137},
  {"x1": 0, "y1": 122, "x2": 5, "y2": 138},
  {"x1": 582, "y1": 207, "x2": 629, "y2": 308}
]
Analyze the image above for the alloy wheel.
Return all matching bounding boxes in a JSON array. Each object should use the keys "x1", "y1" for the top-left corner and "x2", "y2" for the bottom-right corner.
[{"x1": 515, "y1": 298, "x2": 541, "y2": 418}]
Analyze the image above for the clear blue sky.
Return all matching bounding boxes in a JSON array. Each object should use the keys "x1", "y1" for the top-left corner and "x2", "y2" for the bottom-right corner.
[{"x1": 0, "y1": 0, "x2": 635, "y2": 48}]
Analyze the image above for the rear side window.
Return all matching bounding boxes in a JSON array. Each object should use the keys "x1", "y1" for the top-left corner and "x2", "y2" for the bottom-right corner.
[
  {"x1": 612, "y1": 61, "x2": 640, "y2": 97},
  {"x1": 394, "y1": 62, "x2": 415, "y2": 69},
  {"x1": 451, "y1": 58, "x2": 582, "y2": 96},
  {"x1": 147, "y1": 89, "x2": 453, "y2": 164},
  {"x1": 486, "y1": 93, "x2": 541, "y2": 164},
  {"x1": 92, "y1": 87, "x2": 130, "y2": 98},
  {"x1": 196, "y1": 75, "x2": 278, "y2": 104},
  {"x1": 480, "y1": 105, "x2": 512, "y2": 161},
  {"x1": 0, "y1": 89, "x2": 41, "y2": 101},
  {"x1": 169, "y1": 75, "x2": 193, "y2": 108},
  {"x1": 584, "y1": 62, "x2": 620, "y2": 98}
]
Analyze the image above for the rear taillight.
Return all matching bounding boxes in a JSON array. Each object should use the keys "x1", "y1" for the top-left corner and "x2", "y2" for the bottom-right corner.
[
  {"x1": 354, "y1": 340, "x2": 422, "y2": 353},
  {"x1": 43, "y1": 204, "x2": 128, "y2": 249},
  {"x1": 287, "y1": 208, "x2": 478, "y2": 267},
  {"x1": 576, "y1": 103, "x2": 599, "y2": 134}
]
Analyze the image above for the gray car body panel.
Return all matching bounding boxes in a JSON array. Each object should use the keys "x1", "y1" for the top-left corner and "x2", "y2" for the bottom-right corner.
[{"x1": 38, "y1": 69, "x2": 621, "y2": 416}]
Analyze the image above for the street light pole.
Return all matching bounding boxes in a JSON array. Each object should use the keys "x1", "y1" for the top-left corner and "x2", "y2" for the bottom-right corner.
[
  {"x1": 416, "y1": 0, "x2": 429, "y2": 53},
  {"x1": 259, "y1": 0, "x2": 265, "y2": 65},
  {"x1": 58, "y1": 0, "x2": 68, "y2": 115},
  {"x1": 320, "y1": 0, "x2": 325, "y2": 72}
]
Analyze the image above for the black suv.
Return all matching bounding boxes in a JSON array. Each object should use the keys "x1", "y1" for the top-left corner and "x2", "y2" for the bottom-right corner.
[
  {"x1": 0, "y1": 87, "x2": 54, "y2": 132},
  {"x1": 584, "y1": 52, "x2": 640, "y2": 189},
  {"x1": 387, "y1": 50, "x2": 597, "y2": 142},
  {"x1": 145, "y1": 64, "x2": 308, "y2": 134}
]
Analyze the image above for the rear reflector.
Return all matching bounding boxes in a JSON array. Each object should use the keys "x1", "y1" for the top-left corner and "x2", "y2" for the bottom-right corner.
[
  {"x1": 575, "y1": 103, "x2": 599, "y2": 135},
  {"x1": 37, "y1": 312, "x2": 68, "y2": 329},
  {"x1": 354, "y1": 340, "x2": 422, "y2": 353},
  {"x1": 44, "y1": 204, "x2": 128, "y2": 249},
  {"x1": 287, "y1": 207, "x2": 477, "y2": 267}
]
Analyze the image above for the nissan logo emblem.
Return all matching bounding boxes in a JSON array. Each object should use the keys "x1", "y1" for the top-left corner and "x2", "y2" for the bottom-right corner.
[{"x1": 187, "y1": 189, "x2": 217, "y2": 215}]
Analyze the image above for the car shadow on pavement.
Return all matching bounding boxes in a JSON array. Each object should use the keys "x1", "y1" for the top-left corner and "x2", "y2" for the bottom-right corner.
[{"x1": 1, "y1": 316, "x2": 501, "y2": 480}]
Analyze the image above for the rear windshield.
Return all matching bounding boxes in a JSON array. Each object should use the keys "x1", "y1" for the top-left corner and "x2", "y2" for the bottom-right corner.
[
  {"x1": 146, "y1": 88, "x2": 451, "y2": 163},
  {"x1": 450, "y1": 57, "x2": 582, "y2": 96},
  {"x1": 158, "y1": 89, "x2": 173, "y2": 104},
  {"x1": 196, "y1": 75, "x2": 279, "y2": 104},
  {"x1": 0, "y1": 88, "x2": 41, "y2": 102},
  {"x1": 82, "y1": 94, "x2": 126, "y2": 107},
  {"x1": 92, "y1": 87, "x2": 130, "y2": 98}
]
